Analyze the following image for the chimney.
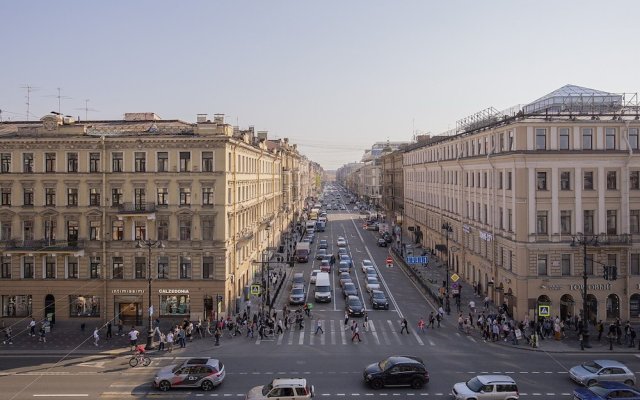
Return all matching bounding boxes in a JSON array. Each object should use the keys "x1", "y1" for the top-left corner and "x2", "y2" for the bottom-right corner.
[
  {"x1": 257, "y1": 130, "x2": 268, "y2": 141},
  {"x1": 213, "y1": 114, "x2": 225, "y2": 124},
  {"x1": 197, "y1": 114, "x2": 208, "y2": 123}
]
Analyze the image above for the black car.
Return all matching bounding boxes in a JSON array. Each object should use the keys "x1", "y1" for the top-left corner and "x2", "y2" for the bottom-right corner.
[
  {"x1": 346, "y1": 295, "x2": 365, "y2": 317},
  {"x1": 363, "y1": 356, "x2": 429, "y2": 390},
  {"x1": 342, "y1": 282, "x2": 358, "y2": 298},
  {"x1": 370, "y1": 290, "x2": 389, "y2": 310},
  {"x1": 377, "y1": 237, "x2": 388, "y2": 247}
]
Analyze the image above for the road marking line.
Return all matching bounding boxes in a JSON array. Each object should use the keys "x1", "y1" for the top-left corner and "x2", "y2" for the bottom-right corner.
[
  {"x1": 388, "y1": 320, "x2": 403, "y2": 344},
  {"x1": 287, "y1": 328, "x2": 294, "y2": 345},
  {"x1": 33, "y1": 395, "x2": 89, "y2": 397},
  {"x1": 411, "y1": 327, "x2": 425, "y2": 346},
  {"x1": 340, "y1": 321, "x2": 347, "y2": 345},
  {"x1": 330, "y1": 320, "x2": 336, "y2": 345},
  {"x1": 369, "y1": 320, "x2": 380, "y2": 345},
  {"x1": 277, "y1": 332, "x2": 284, "y2": 345},
  {"x1": 428, "y1": 338, "x2": 435, "y2": 346},
  {"x1": 299, "y1": 327, "x2": 305, "y2": 345}
]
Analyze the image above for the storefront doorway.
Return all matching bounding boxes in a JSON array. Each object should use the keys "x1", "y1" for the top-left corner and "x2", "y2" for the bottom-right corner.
[
  {"x1": 118, "y1": 302, "x2": 141, "y2": 326},
  {"x1": 44, "y1": 294, "x2": 55, "y2": 323},
  {"x1": 606, "y1": 294, "x2": 620, "y2": 320},
  {"x1": 560, "y1": 294, "x2": 575, "y2": 321}
]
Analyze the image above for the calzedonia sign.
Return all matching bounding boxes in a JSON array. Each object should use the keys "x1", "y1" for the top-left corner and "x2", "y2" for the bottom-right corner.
[{"x1": 158, "y1": 289, "x2": 190, "y2": 294}]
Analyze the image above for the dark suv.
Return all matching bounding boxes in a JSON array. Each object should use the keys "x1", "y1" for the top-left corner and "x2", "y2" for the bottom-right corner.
[{"x1": 363, "y1": 356, "x2": 429, "y2": 390}]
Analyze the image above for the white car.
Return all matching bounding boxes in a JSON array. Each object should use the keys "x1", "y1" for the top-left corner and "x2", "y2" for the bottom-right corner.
[
  {"x1": 365, "y1": 276, "x2": 380, "y2": 292},
  {"x1": 360, "y1": 259, "x2": 374, "y2": 273},
  {"x1": 246, "y1": 378, "x2": 314, "y2": 400},
  {"x1": 337, "y1": 239, "x2": 347, "y2": 247},
  {"x1": 310, "y1": 270, "x2": 320, "y2": 284},
  {"x1": 452, "y1": 375, "x2": 519, "y2": 400},
  {"x1": 364, "y1": 267, "x2": 378, "y2": 279}
]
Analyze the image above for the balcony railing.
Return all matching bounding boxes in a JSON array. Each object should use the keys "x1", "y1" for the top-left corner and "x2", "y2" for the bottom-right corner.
[
  {"x1": 530, "y1": 233, "x2": 632, "y2": 245},
  {"x1": 4, "y1": 239, "x2": 85, "y2": 251},
  {"x1": 117, "y1": 202, "x2": 156, "y2": 214}
]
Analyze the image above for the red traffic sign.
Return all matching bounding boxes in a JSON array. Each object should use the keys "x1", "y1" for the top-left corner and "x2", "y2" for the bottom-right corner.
[{"x1": 386, "y1": 256, "x2": 393, "y2": 264}]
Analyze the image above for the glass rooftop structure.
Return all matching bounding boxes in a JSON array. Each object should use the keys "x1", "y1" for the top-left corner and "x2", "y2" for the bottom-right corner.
[{"x1": 523, "y1": 84, "x2": 623, "y2": 115}]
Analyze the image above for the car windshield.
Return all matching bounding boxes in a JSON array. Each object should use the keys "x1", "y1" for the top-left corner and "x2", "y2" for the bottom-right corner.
[
  {"x1": 379, "y1": 359, "x2": 390, "y2": 370},
  {"x1": 171, "y1": 365, "x2": 182, "y2": 374},
  {"x1": 373, "y1": 292, "x2": 385, "y2": 299},
  {"x1": 348, "y1": 298, "x2": 361, "y2": 307},
  {"x1": 363, "y1": 260, "x2": 372, "y2": 266},
  {"x1": 466, "y1": 377, "x2": 483, "y2": 392},
  {"x1": 587, "y1": 385, "x2": 610, "y2": 397},
  {"x1": 262, "y1": 383, "x2": 274, "y2": 396},
  {"x1": 582, "y1": 361, "x2": 602, "y2": 373},
  {"x1": 367, "y1": 277, "x2": 378, "y2": 284},
  {"x1": 291, "y1": 288, "x2": 304, "y2": 295}
]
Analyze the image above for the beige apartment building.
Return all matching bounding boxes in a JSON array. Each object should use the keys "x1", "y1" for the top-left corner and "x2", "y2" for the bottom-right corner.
[
  {"x1": 0, "y1": 112, "x2": 317, "y2": 326},
  {"x1": 403, "y1": 85, "x2": 640, "y2": 322}
]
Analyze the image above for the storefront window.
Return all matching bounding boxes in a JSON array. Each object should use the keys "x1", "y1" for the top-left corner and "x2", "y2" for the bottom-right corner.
[
  {"x1": 2, "y1": 295, "x2": 32, "y2": 317},
  {"x1": 160, "y1": 295, "x2": 190, "y2": 316},
  {"x1": 69, "y1": 295, "x2": 100, "y2": 317}
]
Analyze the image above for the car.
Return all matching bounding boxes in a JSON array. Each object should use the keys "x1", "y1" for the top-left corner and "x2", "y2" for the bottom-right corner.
[
  {"x1": 337, "y1": 247, "x2": 349, "y2": 257},
  {"x1": 320, "y1": 260, "x2": 331, "y2": 273},
  {"x1": 360, "y1": 259, "x2": 374, "y2": 273},
  {"x1": 339, "y1": 254, "x2": 352, "y2": 268},
  {"x1": 377, "y1": 237, "x2": 388, "y2": 247},
  {"x1": 338, "y1": 261, "x2": 351, "y2": 274},
  {"x1": 346, "y1": 295, "x2": 365, "y2": 317},
  {"x1": 318, "y1": 240, "x2": 328, "y2": 250},
  {"x1": 337, "y1": 239, "x2": 347, "y2": 247},
  {"x1": 569, "y1": 360, "x2": 636, "y2": 387},
  {"x1": 339, "y1": 272, "x2": 352, "y2": 287},
  {"x1": 452, "y1": 375, "x2": 519, "y2": 400},
  {"x1": 365, "y1": 223, "x2": 379, "y2": 231},
  {"x1": 316, "y1": 248, "x2": 327, "y2": 260},
  {"x1": 301, "y1": 237, "x2": 311, "y2": 243},
  {"x1": 370, "y1": 290, "x2": 389, "y2": 310},
  {"x1": 342, "y1": 282, "x2": 358, "y2": 298},
  {"x1": 305, "y1": 234, "x2": 314, "y2": 244},
  {"x1": 154, "y1": 357, "x2": 226, "y2": 392},
  {"x1": 365, "y1": 276, "x2": 380, "y2": 292},
  {"x1": 245, "y1": 378, "x2": 314, "y2": 400},
  {"x1": 292, "y1": 273, "x2": 305, "y2": 287},
  {"x1": 353, "y1": 206, "x2": 359, "y2": 211},
  {"x1": 289, "y1": 285, "x2": 306, "y2": 305},
  {"x1": 364, "y1": 267, "x2": 378, "y2": 279},
  {"x1": 363, "y1": 356, "x2": 429, "y2": 390},
  {"x1": 573, "y1": 381, "x2": 640, "y2": 400},
  {"x1": 310, "y1": 269, "x2": 320, "y2": 284}
]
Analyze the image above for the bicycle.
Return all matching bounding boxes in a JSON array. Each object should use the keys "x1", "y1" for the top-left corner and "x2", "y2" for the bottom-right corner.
[{"x1": 129, "y1": 350, "x2": 151, "y2": 367}]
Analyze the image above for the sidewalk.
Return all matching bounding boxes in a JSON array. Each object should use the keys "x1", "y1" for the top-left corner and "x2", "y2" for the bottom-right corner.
[{"x1": 391, "y1": 249, "x2": 639, "y2": 353}]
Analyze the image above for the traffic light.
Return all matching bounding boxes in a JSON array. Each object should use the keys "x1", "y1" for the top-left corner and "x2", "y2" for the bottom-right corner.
[{"x1": 603, "y1": 266, "x2": 609, "y2": 280}]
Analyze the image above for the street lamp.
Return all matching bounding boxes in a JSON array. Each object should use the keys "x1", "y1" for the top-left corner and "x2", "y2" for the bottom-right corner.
[
  {"x1": 570, "y1": 233, "x2": 599, "y2": 349},
  {"x1": 441, "y1": 222, "x2": 453, "y2": 296},
  {"x1": 136, "y1": 239, "x2": 164, "y2": 350}
]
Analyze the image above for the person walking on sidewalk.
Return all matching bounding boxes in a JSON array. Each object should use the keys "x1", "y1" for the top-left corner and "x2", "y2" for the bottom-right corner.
[
  {"x1": 93, "y1": 327, "x2": 100, "y2": 347},
  {"x1": 106, "y1": 321, "x2": 113, "y2": 340},
  {"x1": 166, "y1": 331, "x2": 174, "y2": 353},
  {"x1": 128, "y1": 326, "x2": 139, "y2": 351},
  {"x1": 314, "y1": 319, "x2": 324, "y2": 335},
  {"x1": 117, "y1": 319, "x2": 124, "y2": 336},
  {"x1": 29, "y1": 318, "x2": 36, "y2": 337},
  {"x1": 38, "y1": 326, "x2": 46, "y2": 343},
  {"x1": 3, "y1": 327, "x2": 13, "y2": 344},
  {"x1": 400, "y1": 318, "x2": 409, "y2": 334}
]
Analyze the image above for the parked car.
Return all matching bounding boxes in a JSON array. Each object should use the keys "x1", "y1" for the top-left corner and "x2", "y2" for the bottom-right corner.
[
  {"x1": 452, "y1": 375, "x2": 519, "y2": 400},
  {"x1": 570, "y1": 360, "x2": 636, "y2": 386},
  {"x1": 342, "y1": 282, "x2": 358, "y2": 298},
  {"x1": 316, "y1": 248, "x2": 327, "y2": 260},
  {"x1": 363, "y1": 356, "x2": 429, "y2": 390},
  {"x1": 346, "y1": 295, "x2": 365, "y2": 317},
  {"x1": 573, "y1": 381, "x2": 640, "y2": 400},
  {"x1": 370, "y1": 290, "x2": 389, "y2": 310},
  {"x1": 360, "y1": 259, "x2": 373, "y2": 273},
  {"x1": 365, "y1": 276, "x2": 380, "y2": 292},
  {"x1": 154, "y1": 357, "x2": 226, "y2": 392},
  {"x1": 245, "y1": 378, "x2": 314, "y2": 400}
]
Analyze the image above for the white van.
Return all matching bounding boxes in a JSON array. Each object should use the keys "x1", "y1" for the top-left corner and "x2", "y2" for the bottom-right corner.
[{"x1": 314, "y1": 272, "x2": 332, "y2": 303}]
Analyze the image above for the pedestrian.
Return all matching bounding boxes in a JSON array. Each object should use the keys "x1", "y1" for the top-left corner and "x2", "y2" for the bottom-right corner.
[
  {"x1": 597, "y1": 320, "x2": 604, "y2": 341},
  {"x1": 117, "y1": 319, "x2": 124, "y2": 336},
  {"x1": 276, "y1": 319, "x2": 284, "y2": 335},
  {"x1": 29, "y1": 318, "x2": 36, "y2": 337},
  {"x1": 344, "y1": 311, "x2": 350, "y2": 330},
  {"x1": 400, "y1": 318, "x2": 409, "y2": 334},
  {"x1": 166, "y1": 331, "x2": 174, "y2": 353},
  {"x1": 315, "y1": 319, "x2": 324, "y2": 335},
  {"x1": 468, "y1": 300, "x2": 476, "y2": 314},
  {"x1": 178, "y1": 327, "x2": 186, "y2": 348},
  {"x1": 214, "y1": 327, "x2": 221, "y2": 346},
  {"x1": 484, "y1": 295, "x2": 490, "y2": 310},
  {"x1": 436, "y1": 312, "x2": 442, "y2": 328},
  {"x1": 418, "y1": 318, "x2": 425, "y2": 334},
  {"x1": 106, "y1": 321, "x2": 112, "y2": 340},
  {"x1": 128, "y1": 326, "x2": 140, "y2": 351},
  {"x1": 579, "y1": 332, "x2": 585, "y2": 350},
  {"x1": 363, "y1": 313, "x2": 369, "y2": 332},
  {"x1": 93, "y1": 327, "x2": 100, "y2": 347},
  {"x1": 351, "y1": 323, "x2": 362, "y2": 342},
  {"x1": 629, "y1": 327, "x2": 636, "y2": 348},
  {"x1": 158, "y1": 332, "x2": 166, "y2": 351},
  {"x1": 38, "y1": 326, "x2": 46, "y2": 343},
  {"x1": 3, "y1": 327, "x2": 13, "y2": 344}
]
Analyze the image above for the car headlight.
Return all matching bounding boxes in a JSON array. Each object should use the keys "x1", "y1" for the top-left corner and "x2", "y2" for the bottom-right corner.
[{"x1": 366, "y1": 374, "x2": 372, "y2": 380}]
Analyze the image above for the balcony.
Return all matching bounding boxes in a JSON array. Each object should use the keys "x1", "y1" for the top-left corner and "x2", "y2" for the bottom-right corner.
[
  {"x1": 3, "y1": 239, "x2": 85, "y2": 256},
  {"x1": 530, "y1": 233, "x2": 632, "y2": 245},
  {"x1": 116, "y1": 202, "x2": 157, "y2": 220}
]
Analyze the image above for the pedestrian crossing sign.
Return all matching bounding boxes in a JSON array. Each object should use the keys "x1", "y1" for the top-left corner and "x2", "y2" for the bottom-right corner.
[
  {"x1": 250, "y1": 284, "x2": 261, "y2": 296},
  {"x1": 451, "y1": 273, "x2": 460, "y2": 282},
  {"x1": 538, "y1": 305, "x2": 550, "y2": 317}
]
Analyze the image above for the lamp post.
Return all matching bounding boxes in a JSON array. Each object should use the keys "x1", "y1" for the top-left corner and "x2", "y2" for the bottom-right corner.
[
  {"x1": 136, "y1": 239, "x2": 164, "y2": 350},
  {"x1": 570, "y1": 233, "x2": 599, "y2": 349},
  {"x1": 441, "y1": 222, "x2": 453, "y2": 296}
]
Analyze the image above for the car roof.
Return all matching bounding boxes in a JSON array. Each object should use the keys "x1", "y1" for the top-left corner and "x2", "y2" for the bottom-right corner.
[
  {"x1": 367, "y1": 276, "x2": 378, "y2": 281},
  {"x1": 593, "y1": 381, "x2": 636, "y2": 389},
  {"x1": 184, "y1": 358, "x2": 221, "y2": 367},
  {"x1": 347, "y1": 295, "x2": 361, "y2": 302},
  {"x1": 271, "y1": 378, "x2": 308, "y2": 387},
  {"x1": 371, "y1": 290, "x2": 385, "y2": 295},
  {"x1": 385, "y1": 355, "x2": 424, "y2": 365},
  {"x1": 362, "y1": 259, "x2": 372, "y2": 264},
  {"x1": 293, "y1": 273, "x2": 304, "y2": 278},
  {"x1": 593, "y1": 359, "x2": 627, "y2": 367},
  {"x1": 311, "y1": 269, "x2": 320, "y2": 274},
  {"x1": 475, "y1": 375, "x2": 516, "y2": 384}
]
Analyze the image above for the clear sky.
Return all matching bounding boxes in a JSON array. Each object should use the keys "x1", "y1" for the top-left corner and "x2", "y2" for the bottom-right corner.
[{"x1": 2, "y1": 1, "x2": 640, "y2": 170}]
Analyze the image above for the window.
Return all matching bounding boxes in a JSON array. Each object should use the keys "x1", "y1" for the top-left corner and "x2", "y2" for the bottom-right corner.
[
  {"x1": 584, "y1": 210, "x2": 595, "y2": 235},
  {"x1": 45, "y1": 187, "x2": 56, "y2": 206},
  {"x1": 134, "y1": 188, "x2": 146, "y2": 210},
  {"x1": 201, "y1": 217, "x2": 214, "y2": 241},
  {"x1": 45, "y1": 153, "x2": 56, "y2": 172},
  {"x1": 498, "y1": 172, "x2": 503, "y2": 189},
  {"x1": 537, "y1": 172, "x2": 547, "y2": 190},
  {"x1": 112, "y1": 220, "x2": 124, "y2": 240},
  {"x1": 67, "y1": 220, "x2": 79, "y2": 245},
  {"x1": 23, "y1": 187, "x2": 33, "y2": 206},
  {"x1": 89, "y1": 221, "x2": 101, "y2": 240},
  {"x1": 535, "y1": 128, "x2": 546, "y2": 150},
  {"x1": 23, "y1": 153, "x2": 33, "y2": 173},
  {"x1": 630, "y1": 128, "x2": 639, "y2": 150},
  {"x1": 134, "y1": 152, "x2": 146, "y2": 172},
  {"x1": 508, "y1": 209, "x2": 513, "y2": 231},
  {"x1": 506, "y1": 172, "x2": 512, "y2": 190},
  {"x1": 583, "y1": 171, "x2": 594, "y2": 190},
  {"x1": 23, "y1": 256, "x2": 33, "y2": 279},
  {"x1": 631, "y1": 254, "x2": 640, "y2": 275},
  {"x1": 67, "y1": 258, "x2": 78, "y2": 279},
  {"x1": 585, "y1": 254, "x2": 594, "y2": 275},
  {"x1": 1, "y1": 188, "x2": 10, "y2": 206},
  {"x1": 607, "y1": 254, "x2": 617, "y2": 275},
  {"x1": 606, "y1": 128, "x2": 616, "y2": 150},
  {"x1": 202, "y1": 187, "x2": 214, "y2": 205},
  {"x1": 67, "y1": 153, "x2": 78, "y2": 173},
  {"x1": 89, "y1": 188, "x2": 100, "y2": 206},
  {"x1": 1, "y1": 256, "x2": 10, "y2": 279},
  {"x1": 537, "y1": 255, "x2": 548, "y2": 275},
  {"x1": 112, "y1": 257, "x2": 124, "y2": 279},
  {"x1": 561, "y1": 254, "x2": 571, "y2": 276},
  {"x1": 157, "y1": 219, "x2": 169, "y2": 241},
  {"x1": 160, "y1": 294, "x2": 189, "y2": 316},
  {"x1": 89, "y1": 152, "x2": 100, "y2": 173},
  {"x1": 112, "y1": 152, "x2": 123, "y2": 172},
  {"x1": 90, "y1": 257, "x2": 101, "y2": 279},
  {"x1": 203, "y1": 256, "x2": 214, "y2": 279},
  {"x1": 202, "y1": 151, "x2": 214, "y2": 172},
  {"x1": 23, "y1": 220, "x2": 34, "y2": 241},
  {"x1": 0, "y1": 153, "x2": 11, "y2": 173},
  {"x1": 157, "y1": 256, "x2": 169, "y2": 279},
  {"x1": 134, "y1": 221, "x2": 146, "y2": 240},
  {"x1": 607, "y1": 210, "x2": 617, "y2": 234},
  {"x1": 559, "y1": 128, "x2": 570, "y2": 150},
  {"x1": 536, "y1": 211, "x2": 548, "y2": 234},
  {"x1": 499, "y1": 207, "x2": 504, "y2": 230},
  {"x1": 157, "y1": 152, "x2": 168, "y2": 172},
  {"x1": 180, "y1": 256, "x2": 191, "y2": 279},
  {"x1": 69, "y1": 295, "x2": 100, "y2": 317},
  {"x1": 157, "y1": 187, "x2": 168, "y2": 206},
  {"x1": 2, "y1": 295, "x2": 32, "y2": 317},
  {"x1": 0, "y1": 221, "x2": 11, "y2": 241},
  {"x1": 607, "y1": 171, "x2": 617, "y2": 190},
  {"x1": 111, "y1": 188, "x2": 123, "y2": 206},
  {"x1": 67, "y1": 188, "x2": 78, "y2": 206},
  {"x1": 179, "y1": 219, "x2": 191, "y2": 240},
  {"x1": 631, "y1": 210, "x2": 640, "y2": 234},
  {"x1": 44, "y1": 219, "x2": 56, "y2": 241},
  {"x1": 561, "y1": 210, "x2": 572, "y2": 234},
  {"x1": 508, "y1": 131, "x2": 514, "y2": 150},
  {"x1": 179, "y1": 187, "x2": 191, "y2": 206},
  {"x1": 179, "y1": 152, "x2": 191, "y2": 172},
  {"x1": 135, "y1": 257, "x2": 146, "y2": 279},
  {"x1": 631, "y1": 171, "x2": 640, "y2": 190},
  {"x1": 582, "y1": 128, "x2": 593, "y2": 150},
  {"x1": 45, "y1": 256, "x2": 56, "y2": 279},
  {"x1": 560, "y1": 171, "x2": 571, "y2": 190}
]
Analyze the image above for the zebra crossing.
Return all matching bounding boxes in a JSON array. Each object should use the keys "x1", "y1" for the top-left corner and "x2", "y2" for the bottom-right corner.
[{"x1": 250, "y1": 319, "x2": 469, "y2": 346}]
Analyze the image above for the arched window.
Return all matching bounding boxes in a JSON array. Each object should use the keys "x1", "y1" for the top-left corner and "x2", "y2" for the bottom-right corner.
[
  {"x1": 630, "y1": 294, "x2": 640, "y2": 318},
  {"x1": 606, "y1": 294, "x2": 620, "y2": 319}
]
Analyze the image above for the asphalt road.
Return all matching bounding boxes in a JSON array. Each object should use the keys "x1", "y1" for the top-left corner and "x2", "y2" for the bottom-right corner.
[{"x1": 1, "y1": 194, "x2": 639, "y2": 399}]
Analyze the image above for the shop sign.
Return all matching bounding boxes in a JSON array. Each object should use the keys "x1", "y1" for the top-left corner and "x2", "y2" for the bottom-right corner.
[
  {"x1": 569, "y1": 283, "x2": 612, "y2": 291},
  {"x1": 112, "y1": 289, "x2": 144, "y2": 294},
  {"x1": 547, "y1": 284, "x2": 562, "y2": 290},
  {"x1": 479, "y1": 230, "x2": 493, "y2": 241},
  {"x1": 158, "y1": 289, "x2": 190, "y2": 294}
]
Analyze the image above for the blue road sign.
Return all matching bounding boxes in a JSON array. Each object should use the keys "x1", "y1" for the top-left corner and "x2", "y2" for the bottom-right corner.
[{"x1": 406, "y1": 256, "x2": 429, "y2": 265}]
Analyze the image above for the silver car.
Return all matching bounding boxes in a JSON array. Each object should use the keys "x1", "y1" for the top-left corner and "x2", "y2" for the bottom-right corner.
[
  {"x1": 452, "y1": 375, "x2": 519, "y2": 399},
  {"x1": 569, "y1": 359, "x2": 636, "y2": 386},
  {"x1": 154, "y1": 358, "x2": 225, "y2": 392},
  {"x1": 365, "y1": 276, "x2": 380, "y2": 292}
]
